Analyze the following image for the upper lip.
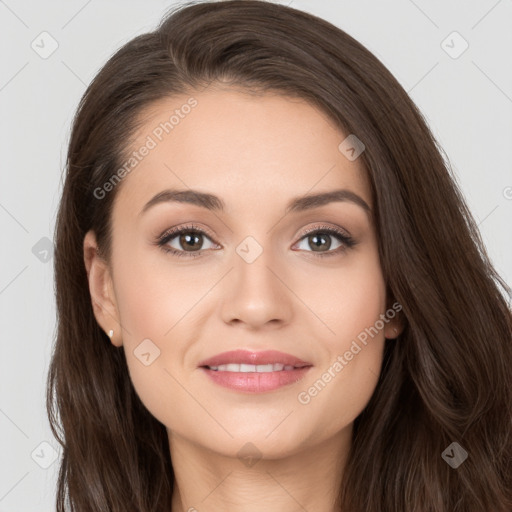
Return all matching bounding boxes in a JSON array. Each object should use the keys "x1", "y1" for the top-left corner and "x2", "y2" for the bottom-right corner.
[{"x1": 198, "y1": 350, "x2": 312, "y2": 368}]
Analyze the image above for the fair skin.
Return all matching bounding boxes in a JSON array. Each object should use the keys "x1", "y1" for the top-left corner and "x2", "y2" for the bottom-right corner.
[{"x1": 84, "y1": 86, "x2": 403, "y2": 512}]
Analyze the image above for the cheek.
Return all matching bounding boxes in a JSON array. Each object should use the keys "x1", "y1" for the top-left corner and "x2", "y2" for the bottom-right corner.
[
  {"x1": 112, "y1": 240, "x2": 209, "y2": 340},
  {"x1": 296, "y1": 247, "x2": 387, "y2": 344},
  {"x1": 296, "y1": 331, "x2": 385, "y2": 445},
  {"x1": 294, "y1": 253, "x2": 387, "y2": 431},
  {"x1": 110, "y1": 248, "x2": 213, "y2": 427}
]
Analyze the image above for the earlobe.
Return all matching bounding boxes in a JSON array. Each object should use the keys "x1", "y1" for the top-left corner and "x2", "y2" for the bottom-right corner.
[
  {"x1": 383, "y1": 297, "x2": 406, "y2": 340},
  {"x1": 83, "y1": 230, "x2": 122, "y2": 347},
  {"x1": 385, "y1": 326, "x2": 399, "y2": 340},
  {"x1": 384, "y1": 318, "x2": 405, "y2": 340}
]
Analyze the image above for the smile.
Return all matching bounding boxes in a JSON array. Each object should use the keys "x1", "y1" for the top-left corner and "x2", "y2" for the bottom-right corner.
[
  {"x1": 207, "y1": 363, "x2": 305, "y2": 372},
  {"x1": 198, "y1": 349, "x2": 313, "y2": 392}
]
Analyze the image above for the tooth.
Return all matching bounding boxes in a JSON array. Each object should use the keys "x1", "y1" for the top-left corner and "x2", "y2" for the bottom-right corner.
[
  {"x1": 208, "y1": 363, "x2": 300, "y2": 372},
  {"x1": 216, "y1": 364, "x2": 234, "y2": 371},
  {"x1": 256, "y1": 364, "x2": 274, "y2": 372}
]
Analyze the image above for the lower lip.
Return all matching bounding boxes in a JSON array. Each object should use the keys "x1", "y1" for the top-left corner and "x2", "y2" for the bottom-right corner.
[{"x1": 200, "y1": 366, "x2": 312, "y2": 393}]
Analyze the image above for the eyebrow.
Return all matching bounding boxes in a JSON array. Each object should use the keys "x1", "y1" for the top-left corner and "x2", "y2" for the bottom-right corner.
[{"x1": 139, "y1": 188, "x2": 371, "y2": 217}]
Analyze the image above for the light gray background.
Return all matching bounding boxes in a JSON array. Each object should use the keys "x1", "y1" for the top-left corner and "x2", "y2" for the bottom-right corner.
[{"x1": 1, "y1": 0, "x2": 511, "y2": 510}]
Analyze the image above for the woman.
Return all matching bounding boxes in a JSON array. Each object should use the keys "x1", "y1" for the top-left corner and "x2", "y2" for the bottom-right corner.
[{"x1": 47, "y1": 1, "x2": 512, "y2": 510}]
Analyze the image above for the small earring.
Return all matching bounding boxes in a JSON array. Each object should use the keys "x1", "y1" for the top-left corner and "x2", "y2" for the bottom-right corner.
[
  {"x1": 393, "y1": 328, "x2": 398, "y2": 334},
  {"x1": 108, "y1": 329, "x2": 114, "y2": 338}
]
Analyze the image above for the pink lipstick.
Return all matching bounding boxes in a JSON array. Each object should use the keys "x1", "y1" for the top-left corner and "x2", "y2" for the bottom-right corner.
[{"x1": 198, "y1": 349, "x2": 312, "y2": 393}]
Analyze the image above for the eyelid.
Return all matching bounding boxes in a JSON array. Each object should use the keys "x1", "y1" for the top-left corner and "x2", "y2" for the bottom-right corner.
[
  {"x1": 157, "y1": 222, "x2": 218, "y2": 245},
  {"x1": 297, "y1": 223, "x2": 352, "y2": 240}
]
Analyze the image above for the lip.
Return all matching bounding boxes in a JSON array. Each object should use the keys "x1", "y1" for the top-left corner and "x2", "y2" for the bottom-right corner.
[
  {"x1": 198, "y1": 350, "x2": 313, "y2": 393},
  {"x1": 198, "y1": 349, "x2": 312, "y2": 368}
]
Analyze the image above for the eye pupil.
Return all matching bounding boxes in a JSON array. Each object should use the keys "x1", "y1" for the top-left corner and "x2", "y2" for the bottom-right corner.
[
  {"x1": 180, "y1": 232, "x2": 202, "y2": 251},
  {"x1": 309, "y1": 233, "x2": 331, "y2": 251}
]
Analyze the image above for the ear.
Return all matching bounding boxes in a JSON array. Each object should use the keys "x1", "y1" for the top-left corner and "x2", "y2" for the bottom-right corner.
[
  {"x1": 383, "y1": 297, "x2": 406, "y2": 340},
  {"x1": 83, "y1": 230, "x2": 123, "y2": 347}
]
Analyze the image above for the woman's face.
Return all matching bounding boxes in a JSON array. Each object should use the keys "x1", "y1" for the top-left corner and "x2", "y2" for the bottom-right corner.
[{"x1": 85, "y1": 86, "x2": 402, "y2": 460}]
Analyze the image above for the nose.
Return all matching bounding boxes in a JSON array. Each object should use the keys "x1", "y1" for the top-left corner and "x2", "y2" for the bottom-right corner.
[{"x1": 219, "y1": 242, "x2": 294, "y2": 330}]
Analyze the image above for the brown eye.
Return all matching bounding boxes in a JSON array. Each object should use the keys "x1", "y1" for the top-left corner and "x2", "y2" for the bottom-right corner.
[
  {"x1": 178, "y1": 232, "x2": 204, "y2": 252},
  {"x1": 307, "y1": 232, "x2": 333, "y2": 252},
  {"x1": 294, "y1": 227, "x2": 355, "y2": 256},
  {"x1": 157, "y1": 224, "x2": 219, "y2": 258},
  {"x1": 165, "y1": 229, "x2": 216, "y2": 253}
]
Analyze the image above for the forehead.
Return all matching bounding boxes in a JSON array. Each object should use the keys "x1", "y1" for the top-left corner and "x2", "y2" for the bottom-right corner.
[{"x1": 113, "y1": 87, "x2": 371, "y2": 218}]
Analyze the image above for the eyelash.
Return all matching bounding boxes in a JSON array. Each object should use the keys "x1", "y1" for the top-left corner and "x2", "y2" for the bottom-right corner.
[{"x1": 155, "y1": 223, "x2": 357, "y2": 259}]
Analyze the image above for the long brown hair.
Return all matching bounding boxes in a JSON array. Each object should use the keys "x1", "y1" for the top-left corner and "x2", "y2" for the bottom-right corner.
[{"x1": 47, "y1": 1, "x2": 512, "y2": 510}]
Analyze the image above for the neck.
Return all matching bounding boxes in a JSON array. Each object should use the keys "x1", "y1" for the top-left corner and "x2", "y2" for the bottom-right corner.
[{"x1": 168, "y1": 427, "x2": 351, "y2": 512}]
